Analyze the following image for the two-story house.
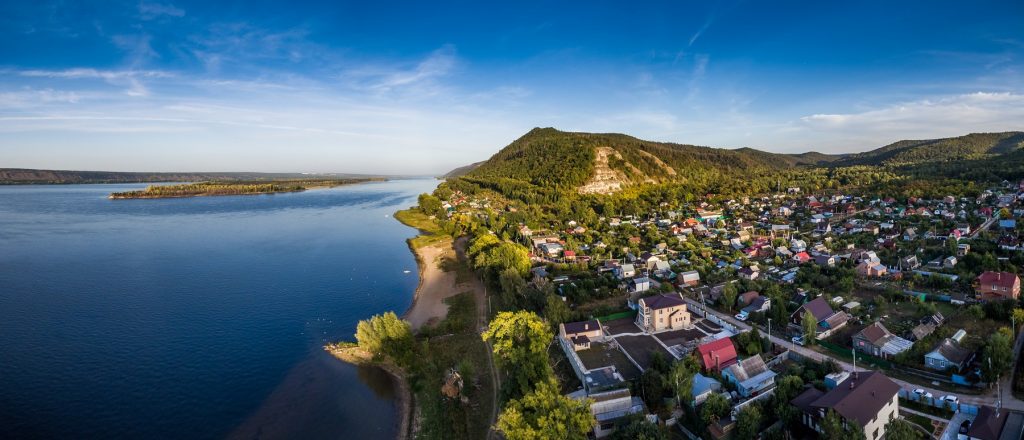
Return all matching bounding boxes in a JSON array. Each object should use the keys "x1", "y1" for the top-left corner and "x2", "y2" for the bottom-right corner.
[
  {"x1": 791, "y1": 371, "x2": 901, "y2": 440},
  {"x1": 634, "y1": 293, "x2": 691, "y2": 333},
  {"x1": 975, "y1": 271, "x2": 1021, "y2": 301}
]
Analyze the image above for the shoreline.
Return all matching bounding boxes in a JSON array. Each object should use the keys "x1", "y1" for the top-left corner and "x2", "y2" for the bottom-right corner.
[{"x1": 324, "y1": 344, "x2": 413, "y2": 440}]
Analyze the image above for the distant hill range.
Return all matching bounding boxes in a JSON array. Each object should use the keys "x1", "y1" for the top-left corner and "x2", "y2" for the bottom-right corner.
[
  {"x1": 442, "y1": 161, "x2": 485, "y2": 178},
  {"x1": 444, "y1": 128, "x2": 1024, "y2": 195},
  {"x1": 0, "y1": 169, "x2": 385, "y2": 184}
]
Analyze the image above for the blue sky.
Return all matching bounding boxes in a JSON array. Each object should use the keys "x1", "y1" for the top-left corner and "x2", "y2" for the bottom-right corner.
[{"x1": 1, "y1": 1, "x2": 1022, "y2": 174}]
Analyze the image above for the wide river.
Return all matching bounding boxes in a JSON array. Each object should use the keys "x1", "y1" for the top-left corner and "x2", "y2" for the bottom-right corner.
[{"x1": 0, "y1": 179, "x2": 439, "y2": 439}]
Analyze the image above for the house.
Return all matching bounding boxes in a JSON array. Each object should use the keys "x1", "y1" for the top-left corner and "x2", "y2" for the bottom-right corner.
[
  {"x1": 814, "y1": 254, "x2": 836, "y2": 267},
  {"x1": 793, "y1": 251, "x2": 811, "y2": 264},
  {"x1": 943, "y1": 256, "x2": 958, "y2": 269},
  {"x1": 975, "y1": 271, "x2": 1021, "y2": 301},
  {"x1": 900, "y1": 255, "x2": 921, "y2": 271},
  {"x1": 634, "y1": 294, "x2": 691, "y2": 333},
  {"x1": 738, "y1": 266, "x2": 759, "y2": 280},
  {"x1": 966, "y1": 405, "x2": 1024, "y2": 440},
  {"x1": 738, "y1": 291, "x2": 760, "y2": 307},
  {"x1": 616, "y1": 264, "x2": 637, "y2": 279},
  {"x1": 791, "y1": 371, "x2": 901, "y2": 440},
  {"x1": 791, "y1": 297, "x2": 849, "y2": 338},
  {"x1": 563, "y1": 250, "x2": 576, "y2": 261},
  {"x1": 856, "y1": 261, "x2": 887, "y2": 277},
  {"x1": 722, "y1": 355, "x2": 776, "y2": 398},
  {"x1": 697, "y1": 337, "x2": 738, "y2": 373},
  {"x1": 572, "y1": 388, "x2": 647, "y2": 438},
  {"x1": 560, "y1": 320, "x2": 603, "y2": 351},
  {"x1": 677, "y1": 270, "x2": 701, "y2": 286},
  {"x1": 852, "y1": 322, "x2": 912, "y2": 358},
  {"x1": 957, "y1": 243, "x2": 971, "y2": 257},
  {"x1": 925, "y1": 331, "x2": 973, "y2": 371},
  {"x1": 742, "y1": 296, "x2": 771, "y2": 314},
  {"x1": 691, "y1": 373, "x2": 722, "y2": 406},
  {"x1": 903, "y1": 228, "x2": 918, "y2": 241},
  {"x1": 538, "y1": 241, "x2": 564, "y2": 257},
  {"x1": 630, "y1": 276, "x2": 651, "y2": 293}
]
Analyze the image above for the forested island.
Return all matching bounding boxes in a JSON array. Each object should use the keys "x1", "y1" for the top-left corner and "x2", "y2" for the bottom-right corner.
[{"x1": 108, "y1": 178, "x2": 381, "y2": 199}]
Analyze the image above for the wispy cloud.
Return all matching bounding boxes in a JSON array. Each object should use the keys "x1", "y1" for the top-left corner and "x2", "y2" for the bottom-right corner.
[
  {"x1": 17, "y1": 68, "x2": 171, "y2": 97},
  {"x1": 138, "y1": 1, "x2": 185, "y2": 20},
  {"x1": 688, "y1": 15, "x2": 714, "y2": 47},
  {"x1": 792, "y1": 92, "x2": 1024, "y2": 150},
  {"x1": 341, "y1": 45, "x2": 458, "y2": 96}
]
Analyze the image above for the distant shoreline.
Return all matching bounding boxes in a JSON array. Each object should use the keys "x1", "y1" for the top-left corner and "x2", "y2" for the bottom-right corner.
[{"x1": 107, "y1": 179, "x2": 383, "y2": 199}]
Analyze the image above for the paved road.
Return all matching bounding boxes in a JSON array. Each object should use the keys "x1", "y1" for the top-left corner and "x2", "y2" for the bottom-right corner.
[
  {"x1": 969, "y1": 216, "x2": 997, "y2": 239},
  {"x1": 682, "y1": 297, "x2": 1024, "y2": 411}
]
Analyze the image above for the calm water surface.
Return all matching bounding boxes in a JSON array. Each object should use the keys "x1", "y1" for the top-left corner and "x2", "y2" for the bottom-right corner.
[{"x1": 0, "y1": 179, "x2": 438, "y2": 439}]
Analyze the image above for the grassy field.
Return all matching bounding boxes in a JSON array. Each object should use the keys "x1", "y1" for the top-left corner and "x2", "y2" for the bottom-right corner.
[{"x1": 394, "y1": 208, "x2": 451, "y2": 248}]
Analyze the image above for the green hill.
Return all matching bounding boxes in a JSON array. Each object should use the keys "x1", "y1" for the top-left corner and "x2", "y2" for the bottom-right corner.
[
  {"x1": 834, "y1": 132, "x2": 1024, "y2": 167},
  {"x1": 461, "y1": 127, "x2": 840, "y2": 195}
]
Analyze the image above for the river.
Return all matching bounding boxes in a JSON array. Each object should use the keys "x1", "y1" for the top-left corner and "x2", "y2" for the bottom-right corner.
[{"x1": 0, "y1": 179, "x2": 439, "y2": 439}]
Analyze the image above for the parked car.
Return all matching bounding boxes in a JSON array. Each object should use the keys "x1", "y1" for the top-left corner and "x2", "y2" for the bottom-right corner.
[
  {"x1": 791, "y1": 335, "x2": 805, "y2": 346},
  {"x1": 913, "y1": 389, "x2": 933, "y2": 399},
  {"x1": 734, "y1": 311, "x2": 749, "y2": 321},
  {"x1": 959, "y1": 419, "x2": 971, "y2": 439},
  {"x1": 940, "y1": 395, "x2": 959, "y2": 404}
]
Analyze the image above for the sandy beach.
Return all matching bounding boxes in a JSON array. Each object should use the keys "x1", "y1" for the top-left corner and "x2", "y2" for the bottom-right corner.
[{"x1": 402, "y1": 237, "x2": 466, "y2": 330}]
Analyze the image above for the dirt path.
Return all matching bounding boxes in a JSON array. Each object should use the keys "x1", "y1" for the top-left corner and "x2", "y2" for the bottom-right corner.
[{"x1": 453, "y1": 237, "x2": 501, "y2": 439}]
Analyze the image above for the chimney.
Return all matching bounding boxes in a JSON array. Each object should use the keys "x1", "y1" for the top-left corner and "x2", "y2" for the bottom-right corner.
[{"x1": 584, "y1": 323, "x2": 589, "y2": 330}]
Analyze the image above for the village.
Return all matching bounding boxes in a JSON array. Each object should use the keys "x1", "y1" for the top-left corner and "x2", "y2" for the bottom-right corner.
[{"x1": 440, "y1": 181, "x2": 1024, "y2": 440}]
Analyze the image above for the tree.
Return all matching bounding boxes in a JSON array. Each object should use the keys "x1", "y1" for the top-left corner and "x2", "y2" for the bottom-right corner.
[
  {"x1": 721, "y1": 282, "x2": 739, "y2": 312},
  {"x1": 611, "y1": 414, "x2": 665, "y2": 440},
  {"x1": 700, "y1": 393, "x2": 730, "y2": 426},
  {"x1": 772, "y1": 375, "x2": 804, "y2": 424},
  {"x1": 823, "y1": 409, "x2": 865, "y2": 440},
  {"x1": 669, "y1": 356, "x2": 700, "y2": 407},
  {"x1": 355, "y1": 312, "x2": 413, "y2": 365},
  {"x1": 417, "y1": 193, "x2": 443, "y2": 217},
  {"x1": 735, "y1": 405, "x2": 762, "y2": 440},
  {"x1": 885, "y1": 418, "x2": 924, "y2": 440},
  {"x1": 496, "y1": 379, "x2": 595, "y2": 440},
  {"x1": 640, "y1": 369, "x2": 667, "y2": 411},
  {"x1": 982, "y1": 327, "x2": 1014, "y2": 382},
  {"x1": 482, "y1": 311, "x2": 554, "y2": 398},
  {"x1": 1013, "y1": 308, "x2": 1024, "y2": 333},
  {"x1": 802, "y1": 310, "x2": 818, "y2": 345},
  {"x1": 544, "y1": 294, "x2": 572, "y2": 326}
]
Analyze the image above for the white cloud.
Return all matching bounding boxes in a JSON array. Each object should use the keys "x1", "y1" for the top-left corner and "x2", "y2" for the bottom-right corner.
[
  {"x1": 788, "y1": 92, "x2": 1024, "y2": 151},
  {"x1": 138, "y1": 2, "x2": 185, "y2": 20}
]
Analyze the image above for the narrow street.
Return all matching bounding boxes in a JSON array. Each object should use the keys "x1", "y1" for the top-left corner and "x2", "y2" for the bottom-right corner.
[{"x1": 683, "y1": 297, "x2": 1024, "y2": 411}]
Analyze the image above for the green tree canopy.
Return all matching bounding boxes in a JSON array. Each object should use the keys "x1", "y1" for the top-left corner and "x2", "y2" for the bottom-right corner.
[
  {"x1": 355, "y1": 312, "x2": 413, "y2": 365},
  {"x1": 700, "y1": 393, "x2": 730, "y2": 426},
  {"x1": 735, "y1": 405, "x2": 762, "y2": 440},
  {"x1": 482, "y1": 311, "x2": 554, "y2": 398},
  {"x1": 884, "y1": 418, "x2": 924, "y2": 440},
  {"x1": 496, "y1": 379, "x2": 595, "y2": 440},
  {"x1": 802, "y1": 310, "x2": 818, "y2": 345}
]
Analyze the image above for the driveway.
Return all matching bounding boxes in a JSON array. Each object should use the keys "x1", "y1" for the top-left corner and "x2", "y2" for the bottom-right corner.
[{"x1": 940, "y1": 411, "x2": 973, "y2": 440}]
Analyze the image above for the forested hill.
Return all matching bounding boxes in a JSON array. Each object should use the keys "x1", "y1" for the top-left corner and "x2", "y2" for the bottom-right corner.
[
  {"x1": 833, "y1": 132, "x2": 1024, "y2": 167},
  {"x1": 442, "y1": 161, "x2": 485, "y2": 178},
  {"x1": 0, "y1": 168, "x2": 381, "y2": 184},
  {"x1": 460, "y1": 127, "x2": 841, "y2": 195}
]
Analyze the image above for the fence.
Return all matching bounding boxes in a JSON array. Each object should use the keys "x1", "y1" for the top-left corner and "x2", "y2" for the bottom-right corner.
[{"x1": 896, "y1": 389, "x2": 979, "y2": 415}]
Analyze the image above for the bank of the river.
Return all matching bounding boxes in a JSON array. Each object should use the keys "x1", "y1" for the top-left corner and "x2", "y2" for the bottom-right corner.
[
  {"x1": 326, "y1": 207, "x2": 497, "y2": 440},
  {"x1": 325, "y1": 343, "x2": 414, "y2": 440}
]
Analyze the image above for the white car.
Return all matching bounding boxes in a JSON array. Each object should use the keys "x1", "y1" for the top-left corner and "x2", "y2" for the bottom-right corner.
[
  {"x1": 791, "y1": 335, "x2": 805, "y2": 346},
  {"x1": 940, "y1": 395, "x2": 959, "y2": 404},
  {"x1": 734, "y1": 311, "x2": 749, "y2": 321},
  {"x1": 913, "y1": 389, "x2": 933, "y2": 399}
]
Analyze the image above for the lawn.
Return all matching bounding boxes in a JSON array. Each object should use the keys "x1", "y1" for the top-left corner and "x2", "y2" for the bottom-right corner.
[
  {"x1": 574, "y1": 341, "x2": 642, "y2": 380},
  {"x1": 394, "y1": 208, "x2": 450, "y2": 249}
]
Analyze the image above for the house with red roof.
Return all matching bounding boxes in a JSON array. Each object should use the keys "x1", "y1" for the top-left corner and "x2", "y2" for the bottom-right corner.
[
  {"x1": 975, "y1": 271, "x2": 1021, "y2": 301},
  {"x1": 793, "y1": 251, "x2": 811, "y2": 264},
  {"x1": 697, "y1": 337, "x2": 738, "y2": 373}
]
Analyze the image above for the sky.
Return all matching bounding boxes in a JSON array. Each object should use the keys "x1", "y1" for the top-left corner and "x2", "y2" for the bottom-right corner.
[{"x1": 1, "y1": 1, "x2": 1023, "y2": 175}]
